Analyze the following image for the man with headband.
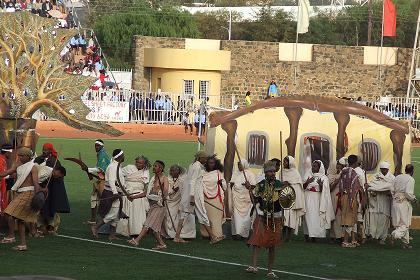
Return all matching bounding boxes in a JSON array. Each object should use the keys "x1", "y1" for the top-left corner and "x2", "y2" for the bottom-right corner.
[
  {"x1": 0, "y1": 144, "x2": 13, "y2": 214},
  {"x1": 83, "y1": 139, "x2": 111, "y2": 225},
  {"x1": 91, "y1": 149, "x2": 124, "y2": 241}
]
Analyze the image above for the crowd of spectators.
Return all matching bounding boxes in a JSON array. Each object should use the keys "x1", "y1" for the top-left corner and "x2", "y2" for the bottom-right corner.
[
  {"x1": 1, "y1": 1, "x2": 113, "y2": 90},
  {"x1": 82, "y1": 90, "x2": 209, "y2": 128},
  {"x1": 0, "y1": 0, "x2": 72, "y2": 27}
]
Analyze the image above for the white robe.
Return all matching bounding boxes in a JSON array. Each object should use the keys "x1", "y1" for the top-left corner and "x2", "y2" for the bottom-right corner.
[
  {"x1": 366, "y1": 171, "x2": 394, "y2": 241},
  {"x1": 185, "y1": 161, "x2": 210, "y2": 226},
  {"x1": 230, "y1": 169, "x2": 256, "y2": 238},
  {"x1": 391, "y1": 174, "x2": 416, "y2": 244},
  {"x1": 303, "y1": 162, "x2": 334, "y2": 238},
  {"x1": 283, "y1": 156, "x2": 306, "y2": 235},
  {"x1": 117, "y1": 165, "x2": 149, "y2": 236},
  {"x1": 166, "y1": 174, "x2": 196, "y2": 239},
  {"x1": 202, "y1": 170, "x2": 227, "y2": 237}
]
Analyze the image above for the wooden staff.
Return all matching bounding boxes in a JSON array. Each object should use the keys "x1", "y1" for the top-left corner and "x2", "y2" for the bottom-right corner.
[
  {"x1": 280, "y1": 131, "x2": 283, "y2": 181},
  {"x1": 156, "y1": 174, "x2": 176, "y2": 233},
  {"x1": 361, "y1": 134, "x2": 370, "y2": 229},
  {"x1": 233, "y1": 143, "x2": 256, "y2": 209}
]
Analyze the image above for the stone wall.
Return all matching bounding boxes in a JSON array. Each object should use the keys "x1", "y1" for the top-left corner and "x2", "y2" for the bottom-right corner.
[
  {"x1": 220, "y1": 41, "x2": 412, "y2": 101},
  {"x1": 132, "y1": 36, "x2": 185, "y2": 91},
  {"x1": 132, "y1": 36, "x2": 412, "y2": 101}
]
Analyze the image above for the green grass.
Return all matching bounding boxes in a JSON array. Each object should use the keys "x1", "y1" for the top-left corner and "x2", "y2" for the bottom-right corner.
[{"x1": 1, "y1": 138, "x2": 419, "y2": 280}]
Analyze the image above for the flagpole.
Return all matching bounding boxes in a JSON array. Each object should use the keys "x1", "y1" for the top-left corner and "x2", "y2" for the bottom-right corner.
[
  {"x1": 294, "y1": 0, "x2": 301, "y2": 86},
  {"x1": 379, "y1": 0, "x2": 385, "y2": 89}
]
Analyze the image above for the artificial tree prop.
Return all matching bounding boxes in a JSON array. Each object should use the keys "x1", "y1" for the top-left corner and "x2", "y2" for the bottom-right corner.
[{"x1": 0, "y1": 12, "x2": 122, "y2": 151}]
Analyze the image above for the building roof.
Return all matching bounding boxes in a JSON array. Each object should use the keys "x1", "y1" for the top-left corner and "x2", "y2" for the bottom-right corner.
[{"x1": 209, "y1": 95, "x2": 410, "y2": 134}]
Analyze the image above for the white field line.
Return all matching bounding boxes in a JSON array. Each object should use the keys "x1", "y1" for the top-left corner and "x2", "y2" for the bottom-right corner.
[{"x1": 58, "y1": 234, "x2": 332, "y2": 280}]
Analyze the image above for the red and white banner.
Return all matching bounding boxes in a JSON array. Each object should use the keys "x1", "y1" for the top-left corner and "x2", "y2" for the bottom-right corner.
[{"x1": 83, "y1": 100, "x2": 129, "y2": 122}]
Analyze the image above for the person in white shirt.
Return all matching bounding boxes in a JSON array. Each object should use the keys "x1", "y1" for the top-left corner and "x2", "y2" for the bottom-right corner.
[
  {"x1": 174, "y1": 151, "x2": 221, "y2": 244},
  {"x1": 230, "y1": 159, "x2": 256, "y2": 239},
  {"x1": 282, "y1": 156, "x2": 306, "y2": 240},
  {"x1": 91, "y1": 149, "x2": 125, "y2": 241},
  {"x1": 365, "y1": 161, "x2": 394, "y2": 244},
  {"x1": 391, "y1": 164, "x2": 416, "y2": 249}
]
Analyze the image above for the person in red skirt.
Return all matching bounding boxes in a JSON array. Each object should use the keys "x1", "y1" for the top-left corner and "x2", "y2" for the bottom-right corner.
[{"x1": 245, "y1": 161, "x2": 285, "y2": 279}]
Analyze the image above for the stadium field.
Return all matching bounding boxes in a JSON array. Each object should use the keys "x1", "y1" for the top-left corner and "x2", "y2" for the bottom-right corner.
[{"x1": 0, "y1": 138, "x2": 419, "y2": 280}]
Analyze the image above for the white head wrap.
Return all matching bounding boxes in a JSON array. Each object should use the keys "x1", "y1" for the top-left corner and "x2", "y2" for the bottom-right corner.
[
  {"x1": 286, "y1": 156, "x2": 296, "y2": 169},
  {"x1": 113, "y1": 150, "x2": 124, "y2": 159},
  {"x1": 95, "y1": 140, "x2": 104, "y2": 146},
  {"x1": 338, "y1": 157, "x2": 347, "y2": 166},
  {"x1": 379, "y1": 161, "x2": 391, "y2": 169}
]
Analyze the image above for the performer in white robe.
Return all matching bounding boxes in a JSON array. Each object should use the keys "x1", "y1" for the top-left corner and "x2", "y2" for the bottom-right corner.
[
  {"x1": 175, "y1": 152, "x2": 220, "y2": 244},
  {"x1": 303, "y1": 160, "x2": 334, "y2": 240},
  {"x1": 201, "y1": 156, "x2": 227, "y2": 239},
  {"x1": 365, "y1": 161, "x2": 394, "y2": 244},
  {"x1": 283, "y1": 156, "x2": 305, "y2": 238},
  {"x1": 117, "y1": 155, "x2": 150, "y2": 236},
  {"x1": 166, "y1": 165, "x2": 195, "y2": 239},
  {"x1": 391, "y1": 164, "x2": 416, "y2": 249},
  {"x1": 328, "y1": 157, "x2": 347, "y2": 240},
  {"x1": 354, "y1": 159, "x2": 367, "y2": 241},
  {"x1": 230, "y1": 159, "x2": 256, "y2": 239}
]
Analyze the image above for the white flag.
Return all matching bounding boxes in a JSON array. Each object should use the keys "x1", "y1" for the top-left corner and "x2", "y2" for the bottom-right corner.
[{"x1": 297, "y1": 0, "x2": 310, "y2": 34}]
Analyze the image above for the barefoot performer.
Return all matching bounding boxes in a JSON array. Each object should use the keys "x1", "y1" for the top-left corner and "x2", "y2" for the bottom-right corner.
[
  {"x1": 245, "y1": 161, "x2": 285, "y2": 279},
  {"x1": 174, "y1": 151, "x2": 221, "y2": 244},
  {"x1": 128, "y1": 160, "x2": 169, "y2": 250},
  {"x1": 0, "y1": 148, "x2": 46, "y2": 251},
  {"x1": 91, "y1": 149, "x2": 125, "y2": 241},
  {"x1": 86, "y1": 139, "x2": 111, "y2": 224}
]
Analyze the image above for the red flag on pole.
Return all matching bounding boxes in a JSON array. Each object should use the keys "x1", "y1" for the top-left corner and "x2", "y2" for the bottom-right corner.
[{"x1": 383, "y1": 0, "x2": 397, "y2": 37}]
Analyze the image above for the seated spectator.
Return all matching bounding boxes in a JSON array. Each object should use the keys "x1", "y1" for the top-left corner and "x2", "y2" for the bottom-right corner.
[
  {"x1": 88, "y1": 36, "x2": 95, "y2": 49},
  {"x1": 94, "y1": 59, "x2": 104, "y2": 75},
  {"x1": 31, "y1": 0, "x2": 43, "y2": 15},
  {"x1": 70, "y1": 35, "x2": 79, "y2": 54},
  {"x1": 42, "y1": 0, "x2": 53, "y2": 17},
  {"x1": 5, "y1": 2, "x2": 16, "y2": 13},
  {"x1": 99, "y1": 69, "x2": 108, "y2": 88},
  {"x1": 78, "y1": 35, "x2": 87, "y2": 55}
]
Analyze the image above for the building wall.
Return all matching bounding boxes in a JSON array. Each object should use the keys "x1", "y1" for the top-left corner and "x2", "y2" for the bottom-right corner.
[
  {"x1": 132, "y1": 36, "x2": 185, "y2": 91},
  {"x1": 133, "y1": 36, "x2": 412, "y2": 102},
  {"x1": 220, "y1": 41, "x2": 411, "y2": 101},
  {"x1": 150, "y1": 68, "x2": 221, "y2": 106}
]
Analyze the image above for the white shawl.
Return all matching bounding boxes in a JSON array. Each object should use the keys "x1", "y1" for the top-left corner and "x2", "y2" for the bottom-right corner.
[
  {"x1": 368, "y1": 171, "x2": 395, "y2": 192},
  {"x1": 304, "y1": 160, "x2": 335, "y2": 229},
  {"x1": 11, "y1": 161, "x2": 35, "y2": 191},
  {"x1": 283, "y1": 156, "x2": 305, "y2": 214}
]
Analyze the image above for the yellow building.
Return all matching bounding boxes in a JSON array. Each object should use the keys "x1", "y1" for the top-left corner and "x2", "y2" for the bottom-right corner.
[
  {"x1": 206, "y1": 96, "x2": 411, "y2": 182},
  {"x1": 143, "y1": 39, "x2": 231, "y2": 107}
]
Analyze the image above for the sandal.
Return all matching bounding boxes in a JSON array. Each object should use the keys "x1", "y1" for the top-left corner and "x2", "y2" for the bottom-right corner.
[
  {"x1": 245, "y1": 266, "x2": 258, "y2": 274},
  {"x1": 341, "y1": 242, "x2": 355, "y2": 248},
  {"x1": 152, "y1": 244, "x2": 167, "y2": 250},
  {"x1": 1, "y1": 237, "x2": 16, "y2": 244},
  {"x1": 12, "y1": 245, "x2": 27, "y2": 251},
  {"x1": 352, "y1": 241, "x2": 361, "y2": 247},
  {"x1": 127, "y1": 238, "x2": 139, "y2": 247},
  {"x1": 267, "y1": 272, "x2": 278, "y2": 279}
]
